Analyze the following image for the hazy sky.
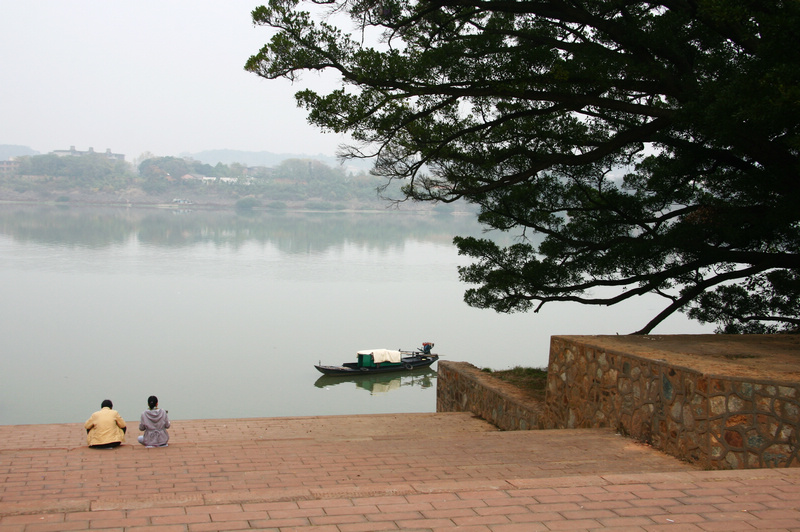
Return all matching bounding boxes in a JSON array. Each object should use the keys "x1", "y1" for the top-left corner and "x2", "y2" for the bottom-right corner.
[{"x1": 0, "y1": 1, "x2": 349, "y2": 160}]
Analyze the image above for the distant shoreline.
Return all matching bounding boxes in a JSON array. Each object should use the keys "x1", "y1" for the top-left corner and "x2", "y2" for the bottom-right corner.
[{"x1": 0, "y1": 196, "x2": 465, "y2": 215}]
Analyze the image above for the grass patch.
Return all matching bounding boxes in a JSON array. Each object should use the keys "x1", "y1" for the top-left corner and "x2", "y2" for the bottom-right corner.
[{"x1": 481, "y1": 366, "x2": 548, "y2": 401}]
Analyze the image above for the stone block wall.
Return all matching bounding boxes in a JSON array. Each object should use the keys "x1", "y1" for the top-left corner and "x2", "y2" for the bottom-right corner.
[
  {"x1": 545, "y1": 336, "x2": 800, "y2": 469},
  {"x1": 436, "y1": 361, "x2": 544, "y2": 431}
]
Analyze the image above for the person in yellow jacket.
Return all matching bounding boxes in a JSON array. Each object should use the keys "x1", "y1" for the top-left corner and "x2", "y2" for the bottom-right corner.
[{"x1": 85, "y1": 399, "x2": 127, "y2": 448}]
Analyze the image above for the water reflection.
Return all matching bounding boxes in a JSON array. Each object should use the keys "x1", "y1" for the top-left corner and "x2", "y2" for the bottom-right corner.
[
  {"x1": 0, "y1": 205, "x2": 497, "y2": 425},
  {"x1": 0, "y1": 205, "x2": 713, "y2": 426},
  {"x1": 0, "y1": 205, "x2": 498, "y2": 253},
  {"x1": 314, "y1": 368, "x2": 437, "y2": 395}
]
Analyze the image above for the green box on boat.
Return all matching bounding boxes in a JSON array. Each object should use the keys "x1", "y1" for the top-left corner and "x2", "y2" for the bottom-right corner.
[{"x1": 357, "y1": 353, "x2": 375, "y2": 368}]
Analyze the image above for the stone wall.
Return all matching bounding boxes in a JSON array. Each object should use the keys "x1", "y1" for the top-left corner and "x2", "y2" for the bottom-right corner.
[
  {"x1": 436, "y1": 361, "x2": 545, "y2": 431},
  {"x1": 545, "y1": 336, "x2": 800, "y2": 469},
  {"x1": 436, "y1": 335, "x2": 800, "y2": 469}
]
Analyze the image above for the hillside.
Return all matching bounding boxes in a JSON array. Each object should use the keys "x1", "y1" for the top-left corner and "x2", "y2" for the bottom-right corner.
[{"x1": 0, "y1": 145, "x2": 39, "y2": 160}]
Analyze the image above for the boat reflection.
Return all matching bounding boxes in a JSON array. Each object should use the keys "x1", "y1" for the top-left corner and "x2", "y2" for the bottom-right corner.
[{"x1": 314, "y1": 367, "x2": 437, "y2": 395}]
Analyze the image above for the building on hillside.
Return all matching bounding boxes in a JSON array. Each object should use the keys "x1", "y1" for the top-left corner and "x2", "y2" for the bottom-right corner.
[
  {"x1": 180, "y1": 174, "x2": 240, "y2": 184},
  {"x1": 180, "y1": 174, "x2": 212, "y2": 182},
  {"x1": 52, "y1": 146, "x2": 125, "y2": 161},
  {"x1": 0, "y1": 159, "x2": 20, "y2": 174}
]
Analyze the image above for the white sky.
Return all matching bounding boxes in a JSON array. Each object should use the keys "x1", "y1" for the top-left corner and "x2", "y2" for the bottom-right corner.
[{"x1": 0, "y1": 1, "x2": 349, "y2": 161}]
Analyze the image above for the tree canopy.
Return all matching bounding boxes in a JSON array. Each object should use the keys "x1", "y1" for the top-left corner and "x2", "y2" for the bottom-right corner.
[
  {"x1": 246, "y1": 0, "x2": 800, "y2": 334},
  {"x1": 14, "y1": 153, "x2": 133, "y2": 190}
]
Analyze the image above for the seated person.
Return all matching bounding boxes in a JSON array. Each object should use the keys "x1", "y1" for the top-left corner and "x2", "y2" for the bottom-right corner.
[
  {"x1": 85, "y1": 399, "x2": 127, "y2": 448},
  {"x1": 138, "y1": 395, "x2": 170, "y2": 447}
]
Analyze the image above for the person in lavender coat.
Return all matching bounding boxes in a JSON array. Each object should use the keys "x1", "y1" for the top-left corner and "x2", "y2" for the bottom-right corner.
[{"x1": 138, "y1": 395, "x2": 170, "y2": 447}]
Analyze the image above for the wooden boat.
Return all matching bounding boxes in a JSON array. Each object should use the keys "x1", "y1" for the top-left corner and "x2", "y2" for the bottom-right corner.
[{"x1": 314, "y1": 342, "x2": 438, "y2": 376}]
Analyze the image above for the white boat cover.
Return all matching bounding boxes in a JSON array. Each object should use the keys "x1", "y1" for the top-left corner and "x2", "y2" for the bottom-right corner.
[{"x1": 358, "y1": 349, "x2": 403, "y2": 363}]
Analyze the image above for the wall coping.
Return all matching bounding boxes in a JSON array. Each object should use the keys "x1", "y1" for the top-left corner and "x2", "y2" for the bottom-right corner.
[{"x1": 552, "y1": 334, "x2": 800, "y2": 383}]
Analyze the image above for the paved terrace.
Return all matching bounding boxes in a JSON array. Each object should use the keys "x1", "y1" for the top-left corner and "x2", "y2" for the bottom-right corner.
[{"x1": 3, "y1": 412, "x2": 800, "y2": 531}]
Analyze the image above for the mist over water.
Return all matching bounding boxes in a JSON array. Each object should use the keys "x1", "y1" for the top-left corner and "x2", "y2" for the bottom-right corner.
[{"x1": 0, "y1": 206, "x2": 713, "y2": 425}]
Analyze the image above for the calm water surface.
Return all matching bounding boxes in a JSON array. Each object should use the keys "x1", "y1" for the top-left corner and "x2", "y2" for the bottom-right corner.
[{"x1": 0, "y1": 205, "x2": 712, "y2": 425}]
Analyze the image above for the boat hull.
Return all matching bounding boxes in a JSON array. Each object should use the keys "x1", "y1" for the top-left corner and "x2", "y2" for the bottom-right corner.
[{"x1": 314, "y1": 354, "x2": 438, "y2": 376}]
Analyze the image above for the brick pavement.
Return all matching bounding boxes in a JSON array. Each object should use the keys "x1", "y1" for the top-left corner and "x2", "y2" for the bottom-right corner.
[{"x1": 2, "y1": 412, "x2": 800, "y2": 530}]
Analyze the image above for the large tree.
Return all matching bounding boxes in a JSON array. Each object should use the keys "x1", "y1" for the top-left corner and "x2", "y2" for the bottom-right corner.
[{"x1": 246, "y1": 0, "x2": 800, "y2": 334}]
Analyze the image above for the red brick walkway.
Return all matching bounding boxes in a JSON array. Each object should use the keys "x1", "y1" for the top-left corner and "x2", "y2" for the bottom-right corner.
[{"x1": 2, "y1": 413, "x2": 800, "y2": 530}]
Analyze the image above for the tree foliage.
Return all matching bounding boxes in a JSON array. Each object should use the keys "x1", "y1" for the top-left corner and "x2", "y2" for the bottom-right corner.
[
  {"x1": 132, "y1": 155, "x2": 395, "y2": 205},
  {"x1": 246, "y1": 0, "x2": 800, "y2": 333},
  {"x1": 14, "y1": 153, "x2": 134, "y2": 190},
  {"x1": 139, "y1": 156, "x2": 191, "y2": 179},
  {"x1": 5, "y1": 153, "x2": 392, "y2": 207}
]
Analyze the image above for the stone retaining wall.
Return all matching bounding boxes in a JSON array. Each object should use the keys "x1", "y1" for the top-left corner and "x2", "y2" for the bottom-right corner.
[
  {"x1": 545, "y1": 336, "x2": 800, "y2": 469},
  {"x1": 436, "y1": 335, "x2": 800, "y2": 469},
  {"x1": 436, "y1": 361, "x2": 544, "y2": 431}
]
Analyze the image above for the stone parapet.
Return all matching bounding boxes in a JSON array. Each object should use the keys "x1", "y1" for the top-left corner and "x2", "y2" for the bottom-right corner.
[
  {"x1": 436, "y1": 360, "x2": 544, "y2": 430},
  {"x1": 544, "y1": 335, "x2": 800, "y2": 469}
]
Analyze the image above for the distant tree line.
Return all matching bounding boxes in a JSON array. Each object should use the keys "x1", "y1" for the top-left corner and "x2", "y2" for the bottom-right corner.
[
  {"x1": 12, "y1": 153, "x2": 135, "y2": 191},
  {"x1": 1, "y1": 153, "x2": 411, "y2": 209}
]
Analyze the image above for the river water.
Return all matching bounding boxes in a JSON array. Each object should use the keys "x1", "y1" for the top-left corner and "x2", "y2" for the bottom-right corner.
[{"x1": 0, "y1": 205, "x2": 712, "y2": 425}]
